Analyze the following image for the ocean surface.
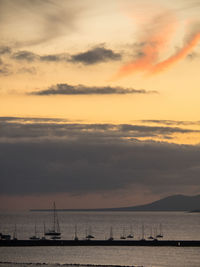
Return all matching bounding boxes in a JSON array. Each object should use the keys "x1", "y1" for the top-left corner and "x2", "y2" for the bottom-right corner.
[{"x1": 0, "y1": 211, "x2": 200, "y2": 267}]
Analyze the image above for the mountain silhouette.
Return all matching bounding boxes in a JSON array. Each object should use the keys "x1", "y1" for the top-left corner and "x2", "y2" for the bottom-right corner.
[
  {"x1": 30, "y1": 194, "x2": 200, "y2": 212},
  {"x1": 115, "y1": 194, "x2": 200, "y2": 211}
]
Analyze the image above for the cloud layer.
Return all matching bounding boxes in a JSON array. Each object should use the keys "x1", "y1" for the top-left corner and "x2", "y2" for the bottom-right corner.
[
  {"x1": 30, "y1": 83, "x2": 157, "y2": 95},
  {"x1": 6, "y1": 45, "x2": 121, "y2": 64},
  {"x1": 1, "y1": 117, "x2": 200, "y2": 196},
  {"x1": 0, "y1": 117, "x2": 198, "y2": 141},
  {"x1": 0, "y1": 44, "x2": 122, "y2": 77}
]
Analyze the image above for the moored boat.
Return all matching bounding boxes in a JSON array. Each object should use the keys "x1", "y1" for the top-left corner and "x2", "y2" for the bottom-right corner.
[
  {"x1": 108, "y1": 226, "x2": 114, "y2": 241},
  {"x1": 29, "y1": 224, "x2": 40, "y2": 240},
  {"x1": 74, "y1": 225, "x2": 78, "y2": 241},
  {"x1": 120, "y1": 227, "x2": 126, "y2": 239},
  {"x1": 148, "y1": 226, "x2": 154, "y2": 240},
  {"x1": 0, "y1": 233, "x2": 11, "y2": 240},
  {"x1": 86, "y1": 226, "x2": 95, "y2": 239},
  {"x1": 156, "y1": 223, "x2": 163, "y2": 238},
  {"x1": 127, "y1": 225, "x2": 134, "y2": 238},
  {"x1": 45, "y1": 202, "x2": 61, "y2": 237},
  {"x1": 13, "y1": 224, "x2": 18, "y2": 240}
]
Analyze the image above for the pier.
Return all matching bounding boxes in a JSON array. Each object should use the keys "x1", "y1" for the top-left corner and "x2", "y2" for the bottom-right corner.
[{"x1": 1, "y1": 239, "x2": 200, "y2": 247}]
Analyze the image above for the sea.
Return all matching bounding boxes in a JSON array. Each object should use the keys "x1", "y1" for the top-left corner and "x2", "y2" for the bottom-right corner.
[{"x1": 0, "y1": 211, "x2": 200, "y2": 267}]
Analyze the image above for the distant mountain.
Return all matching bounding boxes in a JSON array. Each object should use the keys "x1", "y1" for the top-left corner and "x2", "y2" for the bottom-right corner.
[
  {"x1": 117, "y1": 194, "x2": 200, "y2": 212},
  {"x1": 30, "y1": 194, "x2": 200, "y2": 212}
]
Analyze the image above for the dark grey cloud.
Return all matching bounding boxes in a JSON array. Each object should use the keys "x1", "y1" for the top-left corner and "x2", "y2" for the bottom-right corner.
[
  {"x1": 0, "y1": 117, "x2": 198, "y2": 144},
  {"x1": 70, "y1": 46, "x2": 121, "y2": 65},
  {"x1": 119, "y1": 124, "x2": 196, "y2": 135},
  {"x1": 30, "y1": 83, "x2": 157, "y2": 95},
  {"x1": 12, "y1": 51, "x2": 39, "y2": 62},
  {"x1": 0, "y1": 46, "x2": 11, "y2": 55},
  {"x1": 10, "y1": 49, "x2": 69, "y2": 62},
  {"x1": 1, "y1": 117, "x2": 200, "y2": 196},
  {"x1": 40, "y1": 53, "x2": 69, "y2": 62},
  {"x1": 0, "y1": 50, "x2": 12, "y2": 75},
  {"x1": 9, "y1": 46, "x2": 121, "y2": 65},
  {"x1": 39, "y1": 46, "x2": 122, "y2": 64},
  {"x1": 1, "y1": 132, "x2": 200, "y2": 196}
]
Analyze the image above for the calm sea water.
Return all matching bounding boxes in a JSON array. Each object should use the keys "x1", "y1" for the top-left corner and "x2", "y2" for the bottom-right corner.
[{"x1": 0, "y1": 211, "x2": 200, "y2": 267}]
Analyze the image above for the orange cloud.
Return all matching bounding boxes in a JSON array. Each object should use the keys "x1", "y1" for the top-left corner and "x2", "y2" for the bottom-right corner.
[
  {"x1": 112, "y1": 10, "x2": 200, "y2": 80},
  {"x1": 150, "y1": 32, "x2": 200, "y2": 74},
  {"x1": 112, "y1": 11, "x2": 177, "y2": 80}
]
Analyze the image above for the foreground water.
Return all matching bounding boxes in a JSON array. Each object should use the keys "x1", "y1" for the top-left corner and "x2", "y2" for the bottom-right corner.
[{"x1": 0, "y1": 211, "x2": 200, "y2": 267}]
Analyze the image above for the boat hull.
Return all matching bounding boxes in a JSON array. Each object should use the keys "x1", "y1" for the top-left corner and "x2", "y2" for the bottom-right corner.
[{"x1": 45, "y1": 232, "x2": 61, "y2": 236}]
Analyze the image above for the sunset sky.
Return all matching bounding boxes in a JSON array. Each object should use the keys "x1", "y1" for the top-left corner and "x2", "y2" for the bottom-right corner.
[{"x1": 1, "y1": 0, "x2": 200, "y2": 211}]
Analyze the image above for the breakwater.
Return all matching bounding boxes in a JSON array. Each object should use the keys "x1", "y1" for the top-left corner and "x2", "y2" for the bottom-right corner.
[{"x1": 1, "y1": 239, "x2": 200, "y2": 247}]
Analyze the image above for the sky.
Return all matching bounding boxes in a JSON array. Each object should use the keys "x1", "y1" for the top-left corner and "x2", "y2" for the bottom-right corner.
[{"x1": 1, "y1": 0, "x2": 200, "y2": 211}]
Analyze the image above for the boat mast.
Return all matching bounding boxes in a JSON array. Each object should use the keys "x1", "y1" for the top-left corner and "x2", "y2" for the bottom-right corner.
[
  {"x1": 160, "y1": 223, "x2": 163, "y2": 236},
  {"x1": 130, "y1": 225, "x2": 133, "y2": 235},
  {"x1": 56, "y1": 216, "x2": 60, "y2": 233},
  {"x1": 35, "y1": 223, "x2": 37, "y2": 237},
  {"x1": 109, "y1": 226, "x2": 114, "y2": 240},
  {"x1": 53, "y1": 202, "x2": 56, "y2": 232},
  {"x1": 74, "y1": 225, "x2": 78, "y2": 240},
  {"x1": 13, "y1": 224, "x2": 17, "y2": 239},
  {"x1": 142, "y1": 224, "x2": 145, "y2": 240}
]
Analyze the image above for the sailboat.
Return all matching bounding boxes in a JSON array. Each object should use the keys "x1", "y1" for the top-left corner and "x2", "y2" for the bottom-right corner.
[
  {"x1": 156, "y1": 223, "x2": 163, "y2": 238},
  {"x1": 41, "y1": 222, "x2": 46, "y2": 240},
  {"x1": 108, "y1": 226, "x2": 114, "y2": 241},
  {"x1": 127, "y1": 225, "x2": 134, "y2": 238},
  {"x1": 29, "y1": 223, "x2": 40, "y2": 240},
  {"x1": 120, "y1": 227, "x2": 126, "y2": 239},
  {"x1": 148, "y1": 226, "x2": 154, "y2": 240},
  {"x1": 141, "y1": 224, "x2": 145, "y2": 240},
  {"x1": 13, "y1": 224, "x2": 17, "y2": 240},
  {"x1": 45, "y1": 202, "x2": 61, "y2": 237},
  {"x1": 86, "y1": 226, "x2": 95, "y2": 239},
  {"x1": 74, "y1": 225, "x2": 78, "y2": 241}
]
